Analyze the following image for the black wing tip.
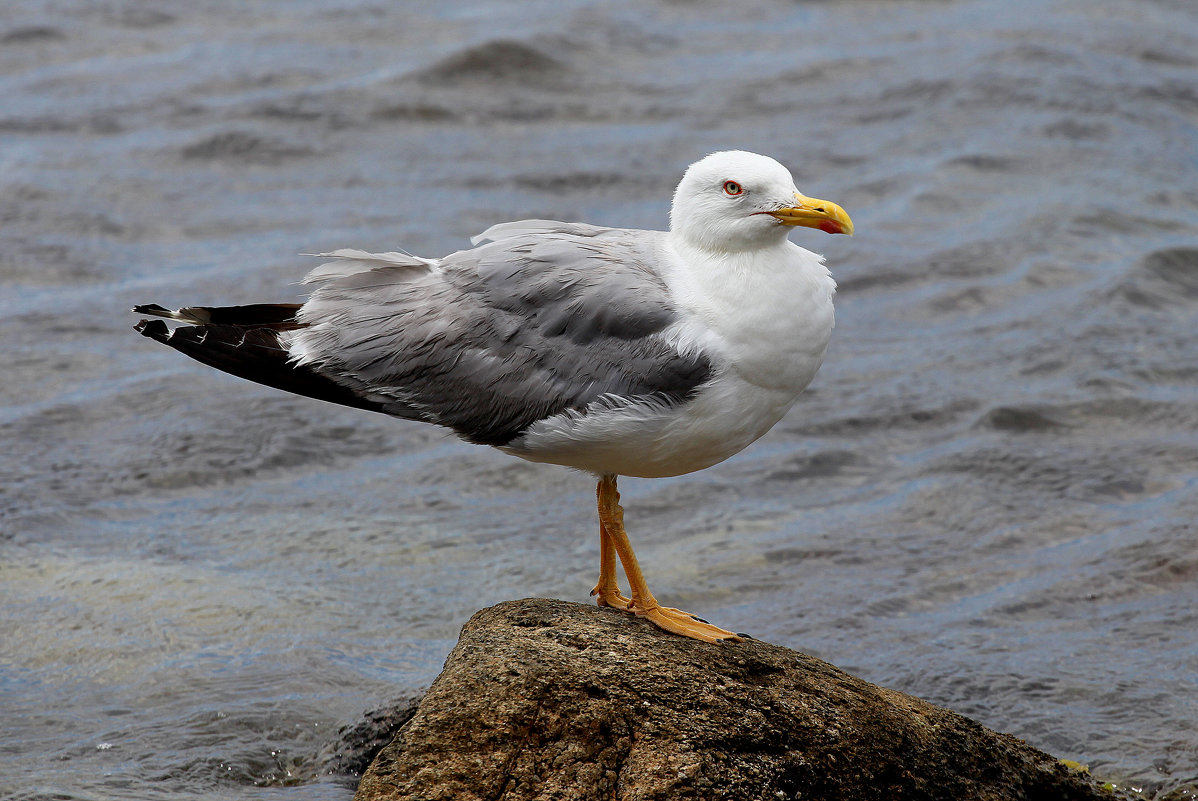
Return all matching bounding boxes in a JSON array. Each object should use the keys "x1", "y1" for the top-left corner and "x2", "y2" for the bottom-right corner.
[
  {"x1": 132, "y1": 303, "x2": 172, "y2": 317},
  {"x1": 135, "y1": 318, "x2": 170, "y2": 340}
]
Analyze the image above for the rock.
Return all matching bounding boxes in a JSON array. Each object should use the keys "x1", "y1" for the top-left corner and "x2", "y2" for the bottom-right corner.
[
  {"x1": 321, "y1": 693, "x2": 424, "y2": 778},
  {"x1": 354, "y1": 598, "x2": 1115, "y2": 801}
]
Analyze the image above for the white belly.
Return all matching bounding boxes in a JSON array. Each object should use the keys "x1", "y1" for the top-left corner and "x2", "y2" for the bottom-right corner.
[
  {"x1": 503, "y1": 236, "x2": 836, "y2": 478},
  {"x1": 503, "y1": 346, "x2": 826, "y2": 479}
]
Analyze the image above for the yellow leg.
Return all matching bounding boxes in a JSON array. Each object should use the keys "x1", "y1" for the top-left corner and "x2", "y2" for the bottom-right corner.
[
  {"x1": 591, "y1": 480, "x2": 632, "y2": 610},
  {"x1": 593, "y1": 475, "x2": 742, "y2": 644}
]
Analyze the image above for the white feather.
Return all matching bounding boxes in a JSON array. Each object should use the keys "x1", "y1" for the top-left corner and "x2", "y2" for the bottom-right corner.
[{"x1": 300, "y1": 249, "x2": 435, "y2": 285}]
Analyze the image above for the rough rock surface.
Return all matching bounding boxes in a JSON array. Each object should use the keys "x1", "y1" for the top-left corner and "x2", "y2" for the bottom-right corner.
[{"x1": 354, "y1": 598, "x2": 1114, "y2": 801}]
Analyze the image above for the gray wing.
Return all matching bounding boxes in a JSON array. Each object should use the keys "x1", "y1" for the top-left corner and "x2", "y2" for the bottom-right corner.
[{"x1": 290, "y1": 222, "x2": 713, "y2": 446}]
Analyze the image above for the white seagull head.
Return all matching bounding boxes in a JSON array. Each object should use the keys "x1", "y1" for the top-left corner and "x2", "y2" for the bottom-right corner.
[{"x1": 669, "y1": 150, "x2": 853, "y2": 253}]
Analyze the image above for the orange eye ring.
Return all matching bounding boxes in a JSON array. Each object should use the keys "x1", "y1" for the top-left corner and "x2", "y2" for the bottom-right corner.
[{"x1": 723, "y1": 180, "x2": 742, "y2": 196}]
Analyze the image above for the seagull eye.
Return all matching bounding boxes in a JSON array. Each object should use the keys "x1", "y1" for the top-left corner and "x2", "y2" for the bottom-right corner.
[{"x1": 723, "y1": 181, "x2": 743, "y2": 196}]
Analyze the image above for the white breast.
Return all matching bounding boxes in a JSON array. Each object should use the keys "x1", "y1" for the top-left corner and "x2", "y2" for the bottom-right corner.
[{"x1": 503, "y1": 236, "x2": 836, "y2": 479}]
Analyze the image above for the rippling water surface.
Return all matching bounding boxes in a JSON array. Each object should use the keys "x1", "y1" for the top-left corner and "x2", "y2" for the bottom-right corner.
[{"x1": 3, "y1": 0, "x2": 1197, "y2": 798}]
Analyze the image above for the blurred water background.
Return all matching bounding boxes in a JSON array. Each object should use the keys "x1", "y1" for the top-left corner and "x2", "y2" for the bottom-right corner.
[{"x1": 2, "y1": 0, "x2": 1197, "y2": 798}]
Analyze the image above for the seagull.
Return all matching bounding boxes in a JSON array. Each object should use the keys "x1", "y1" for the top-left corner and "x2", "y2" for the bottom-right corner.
[{"x1": 134, "y1": 150, "x2": 853, "y2": 643}]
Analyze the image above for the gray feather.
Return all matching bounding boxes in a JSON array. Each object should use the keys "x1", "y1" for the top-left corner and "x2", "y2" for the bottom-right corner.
[{"x1": 291, "y1": 224, "x2": 712, "y2": 446}]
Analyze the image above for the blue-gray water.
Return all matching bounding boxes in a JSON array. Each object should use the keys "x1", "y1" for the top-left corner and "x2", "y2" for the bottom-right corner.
[{"x1": 3, "y1": 0, "x2": 1197, "y2": 798}]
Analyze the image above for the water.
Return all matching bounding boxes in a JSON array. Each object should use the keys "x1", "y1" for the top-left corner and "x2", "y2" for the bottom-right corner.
[{"x1": 2, "y1": 0, "x2": 1197, "y2": 798}]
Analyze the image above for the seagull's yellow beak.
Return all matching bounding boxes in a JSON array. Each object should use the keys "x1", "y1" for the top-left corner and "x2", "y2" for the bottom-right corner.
[{"x1": 768, "y1": 193, "x2": 854, "y2": 236}]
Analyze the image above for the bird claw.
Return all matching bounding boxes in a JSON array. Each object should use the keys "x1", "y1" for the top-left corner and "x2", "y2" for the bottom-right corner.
[
  {"x1": 628, "y1": 600, "x2": 743, "y2": 644},
  {"x1": 591, "y1": 585, "x2": 633, "y2": 611}
]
